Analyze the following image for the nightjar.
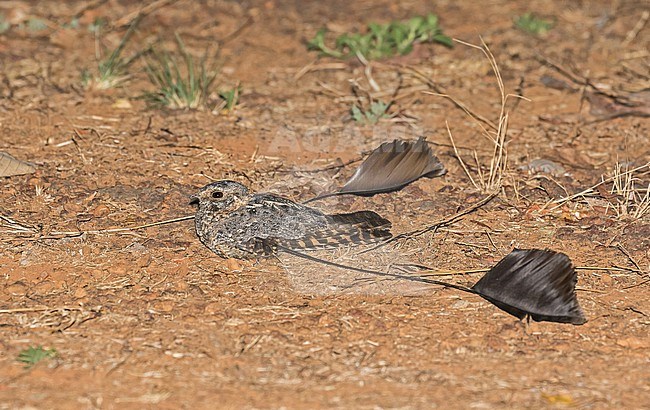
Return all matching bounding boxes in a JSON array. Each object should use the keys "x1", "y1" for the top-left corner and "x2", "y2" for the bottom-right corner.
[{"x1": 190, "y1": 180, "x2": 392, "y2": 259}]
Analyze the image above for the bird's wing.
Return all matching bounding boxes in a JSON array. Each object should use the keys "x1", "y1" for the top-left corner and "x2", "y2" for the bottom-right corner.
[{"x1": 239, "y1": 194, "x2": 392, "y2": 255}]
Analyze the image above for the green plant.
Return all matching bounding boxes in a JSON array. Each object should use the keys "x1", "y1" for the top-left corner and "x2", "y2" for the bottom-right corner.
[
  {"x1": 0, "y1": 14, "x2": 10, "y2": 34},
  {"x1": 308, "y1": 14, "x2": 452, "y2": 60},
  {"x1": 84, "y1": 19, "x2": 142, "y2": 89},
  {"x1": 217, "y1": 85, "x2": 242, "y2": 111},
  {"x1": 515, "y1": 13, "x2": 554, "y2": 35},
  {"x1": 88, "y1": 17, "x2": 106, "y2": 34},
  {"x1": 17, "y1": 346, "x2": 57, "y2": 368},
  {"x1": 26, "y1": 17, "x2": 48, "y2": 31},
  {"x1": 351, "y1": 101, "x2": 390, "y2": 125},
  {"x1": 144, "y1": 34, "x2": 218, "y2": 110}
]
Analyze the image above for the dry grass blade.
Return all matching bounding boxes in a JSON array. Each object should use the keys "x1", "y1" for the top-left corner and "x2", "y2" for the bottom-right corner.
[
  {"x1": 363, "y1": 190, "x2": 498, "y2": 253},
  {"x1": 0, "y1": 214, "x2": 36, "y2": 234},
  {"x1": 46, "y1": 215, "x2": 195, "y2": 239},
  {"x1": 425, "y1": 37, "x2": 525, "y2": 194},
  {"x1": 1, "y1": 215, "x2": 194, "y2": 240},
  {"x1": 551, "y1": 162, "x2": 650, "y2": 212},
  {"x1": 607, "y1": 161, "x2": 650, "y2": 219}
]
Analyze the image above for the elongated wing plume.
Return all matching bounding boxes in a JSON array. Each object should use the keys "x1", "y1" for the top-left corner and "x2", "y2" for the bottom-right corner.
[
  {"x1": 0, "y1": 152, "x2": 35, "y2": 177},
  {"x1": 472, "y1": 249, "x2": 586, "y2": 325},
  {"x1": 339, "y1": 137, "x2": 446, "y2": 195},
  {"x1": 276, "y1": 245, "x2": 585, "y2": 325}
]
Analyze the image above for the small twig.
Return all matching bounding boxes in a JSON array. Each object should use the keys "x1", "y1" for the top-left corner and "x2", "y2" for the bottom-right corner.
[
  {"x1": 423, "y1": 91, "x2": 497, "y2": 131},
  {"x1": 42, "y1": 215, "x2": 195, "y2": 239},
  {"x1": 72, "y1": 0, "x2": 109, "y2": 19},
  {"x1": 622, "y1": 10, "x2": 649, "y2": 47},
  {"x1": 536, "y1": 53, "x2": 623, "y2": 100},
  {"x1": 417, "y1": 267, "x2": 490, "y2": 277},
  {"x1": 277, "y1": 157, "x2": 363, "y2": 174},
  {"x1": 0, "y1": 214, "x2": 35, "y2": 233},
  {"x1": 615, "y1": 243, "x2": 644, "y2": 274},
  {"x1": 219, "y1": 15, "x2": 254, "y2": 46},
  {"x1": 235, "y1": 334, "x2": 264, "y2": 357},
  {"x1": 0, "y1": 306, "x2": 84, "y2": 314},
  {"x1": 623, "y1": 279, "x2": 650, "y2": 290},
  {"x1": 403, "y1": 63, "x2": 498, "y2": 131},
  {"x1": 294, "y1": 61, "x2": 347, "y2": 81},
  {"x1": 115, "y1": 0, "x2": 179, "y2": 27},
  {"x1": 575, "y1": 286, "x2": 606, "y2": 293},
  {"x1": 575, "y1": 265, "x2": 641, "y2": 273},
  {"x1": 363, "y1": 190, "x2": 498, "y2": 253},
  {"x1": 356, "y1": 52, "x2": 381, "y2": 92}
]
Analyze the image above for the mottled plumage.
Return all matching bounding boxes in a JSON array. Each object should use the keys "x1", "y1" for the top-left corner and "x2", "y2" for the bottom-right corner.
[{"x1": 191, "y1": 180, "x2": 392, "y2": 259}]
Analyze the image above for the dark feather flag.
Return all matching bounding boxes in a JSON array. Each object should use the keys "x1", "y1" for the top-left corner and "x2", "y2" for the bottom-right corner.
[{"x1": 472, "y1": 249, "x2": 586, "y2": 324}]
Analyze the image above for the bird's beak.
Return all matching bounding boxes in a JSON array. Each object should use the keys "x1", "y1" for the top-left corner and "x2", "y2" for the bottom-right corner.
[{"x1": 189, "y1": 195, "x2": 199, "y2": 205}]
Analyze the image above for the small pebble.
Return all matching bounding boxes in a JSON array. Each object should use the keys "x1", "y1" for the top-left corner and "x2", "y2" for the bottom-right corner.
[{"x1": 519, "y1": 159, "x2": 566, "y2": 176}]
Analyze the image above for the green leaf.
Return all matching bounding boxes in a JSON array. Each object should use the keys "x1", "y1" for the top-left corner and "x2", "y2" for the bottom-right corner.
[
  {"x1": 432, "y1": 33, "x2": 453, "y2": 48},
  {"x1": 17, "y1": 346, "x2": 57, "y2": 368},
  {"x1": 351, "y1": 105, "x2": 364, "y2": 123},
  {"x1": 515, "y1": 13, "x2": 554, "y2": 35},
  {"x1": 370, "y1": 101, "x2": 389, "y2": 118},
  {"x1": 218, "y1": 86, "x2": 242, "y2": 110},
  {"x1": 308, "y1": 29, "x2": 344, "y2": 58}
]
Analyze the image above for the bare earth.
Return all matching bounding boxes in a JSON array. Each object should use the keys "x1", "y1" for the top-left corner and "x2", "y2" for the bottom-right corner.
[{"x1": 1, "y1": 1, "x2": 649, "y2": 409}]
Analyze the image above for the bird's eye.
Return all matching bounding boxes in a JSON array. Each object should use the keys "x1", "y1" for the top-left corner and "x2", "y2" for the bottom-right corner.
[{"x1": 212, "y1": 191, "x2": 224, "y2": 199}]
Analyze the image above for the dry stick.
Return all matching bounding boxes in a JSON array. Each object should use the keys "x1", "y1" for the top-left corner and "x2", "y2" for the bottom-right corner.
[
  {"x1": 115, "y1": 0, "x2": 179, "y2": 27},
  {"x1": 72, "y1": 0, "x2": 109, "y2": 19},
  {"x1": 622, "y1": 10, "x2": 649, "y2": 46},
  {"x1": 356, "y1": 51, "x2": 381, "y2": 92},
  {"x1": 575, "y1": 286, "x2": 606, "y2": 293},
  {"x1": 361, "y1": 190, "x2": 499, "y2": 255},
  {"x1": 0, "y1": 215, "x2": 34, "y2": 233},
  {"x1": 402, "y1": 64, "x2": 498, "y2": 131},
  {"x1": 423, "y1": 91, "x2": 498, "y2": 132},
  {"x1": 615, "y1": 243, "x2": 647, "y2": 278},
  {"x1": 219, "y1": 15, "x2": 255, "y2": 46},
  {"x1": 536, "y1": 53, "x2": 623, "y2": 101},
  {"x1": 579, "y1": 265, "x2": 641, "y2": 273},
  {"x1": 0, "y1": 306, "x2": 84, "y2": 314},
  {"x1": 275, "y1": 156, "x2": 363, "y2": 174},
  {"x1": 400, "y1": 190, "x2": 498, "y2": 239},
  {"x1": 417, "y1": 267, "x2": 489, "y2": 277},
  {"x1": 623, "y1": 279, "x2": 650, "y2": 290},
  {"x1": 294, "y1": 61, "x2": 347, "y2": 81},
  {"x1": 44, "y1": 215, "x2": 195, "y2": 239}
]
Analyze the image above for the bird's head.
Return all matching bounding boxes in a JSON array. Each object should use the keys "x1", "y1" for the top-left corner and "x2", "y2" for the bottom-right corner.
[{"x1": 190, "y1": 180, "x2": 250, "y2": 212}]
